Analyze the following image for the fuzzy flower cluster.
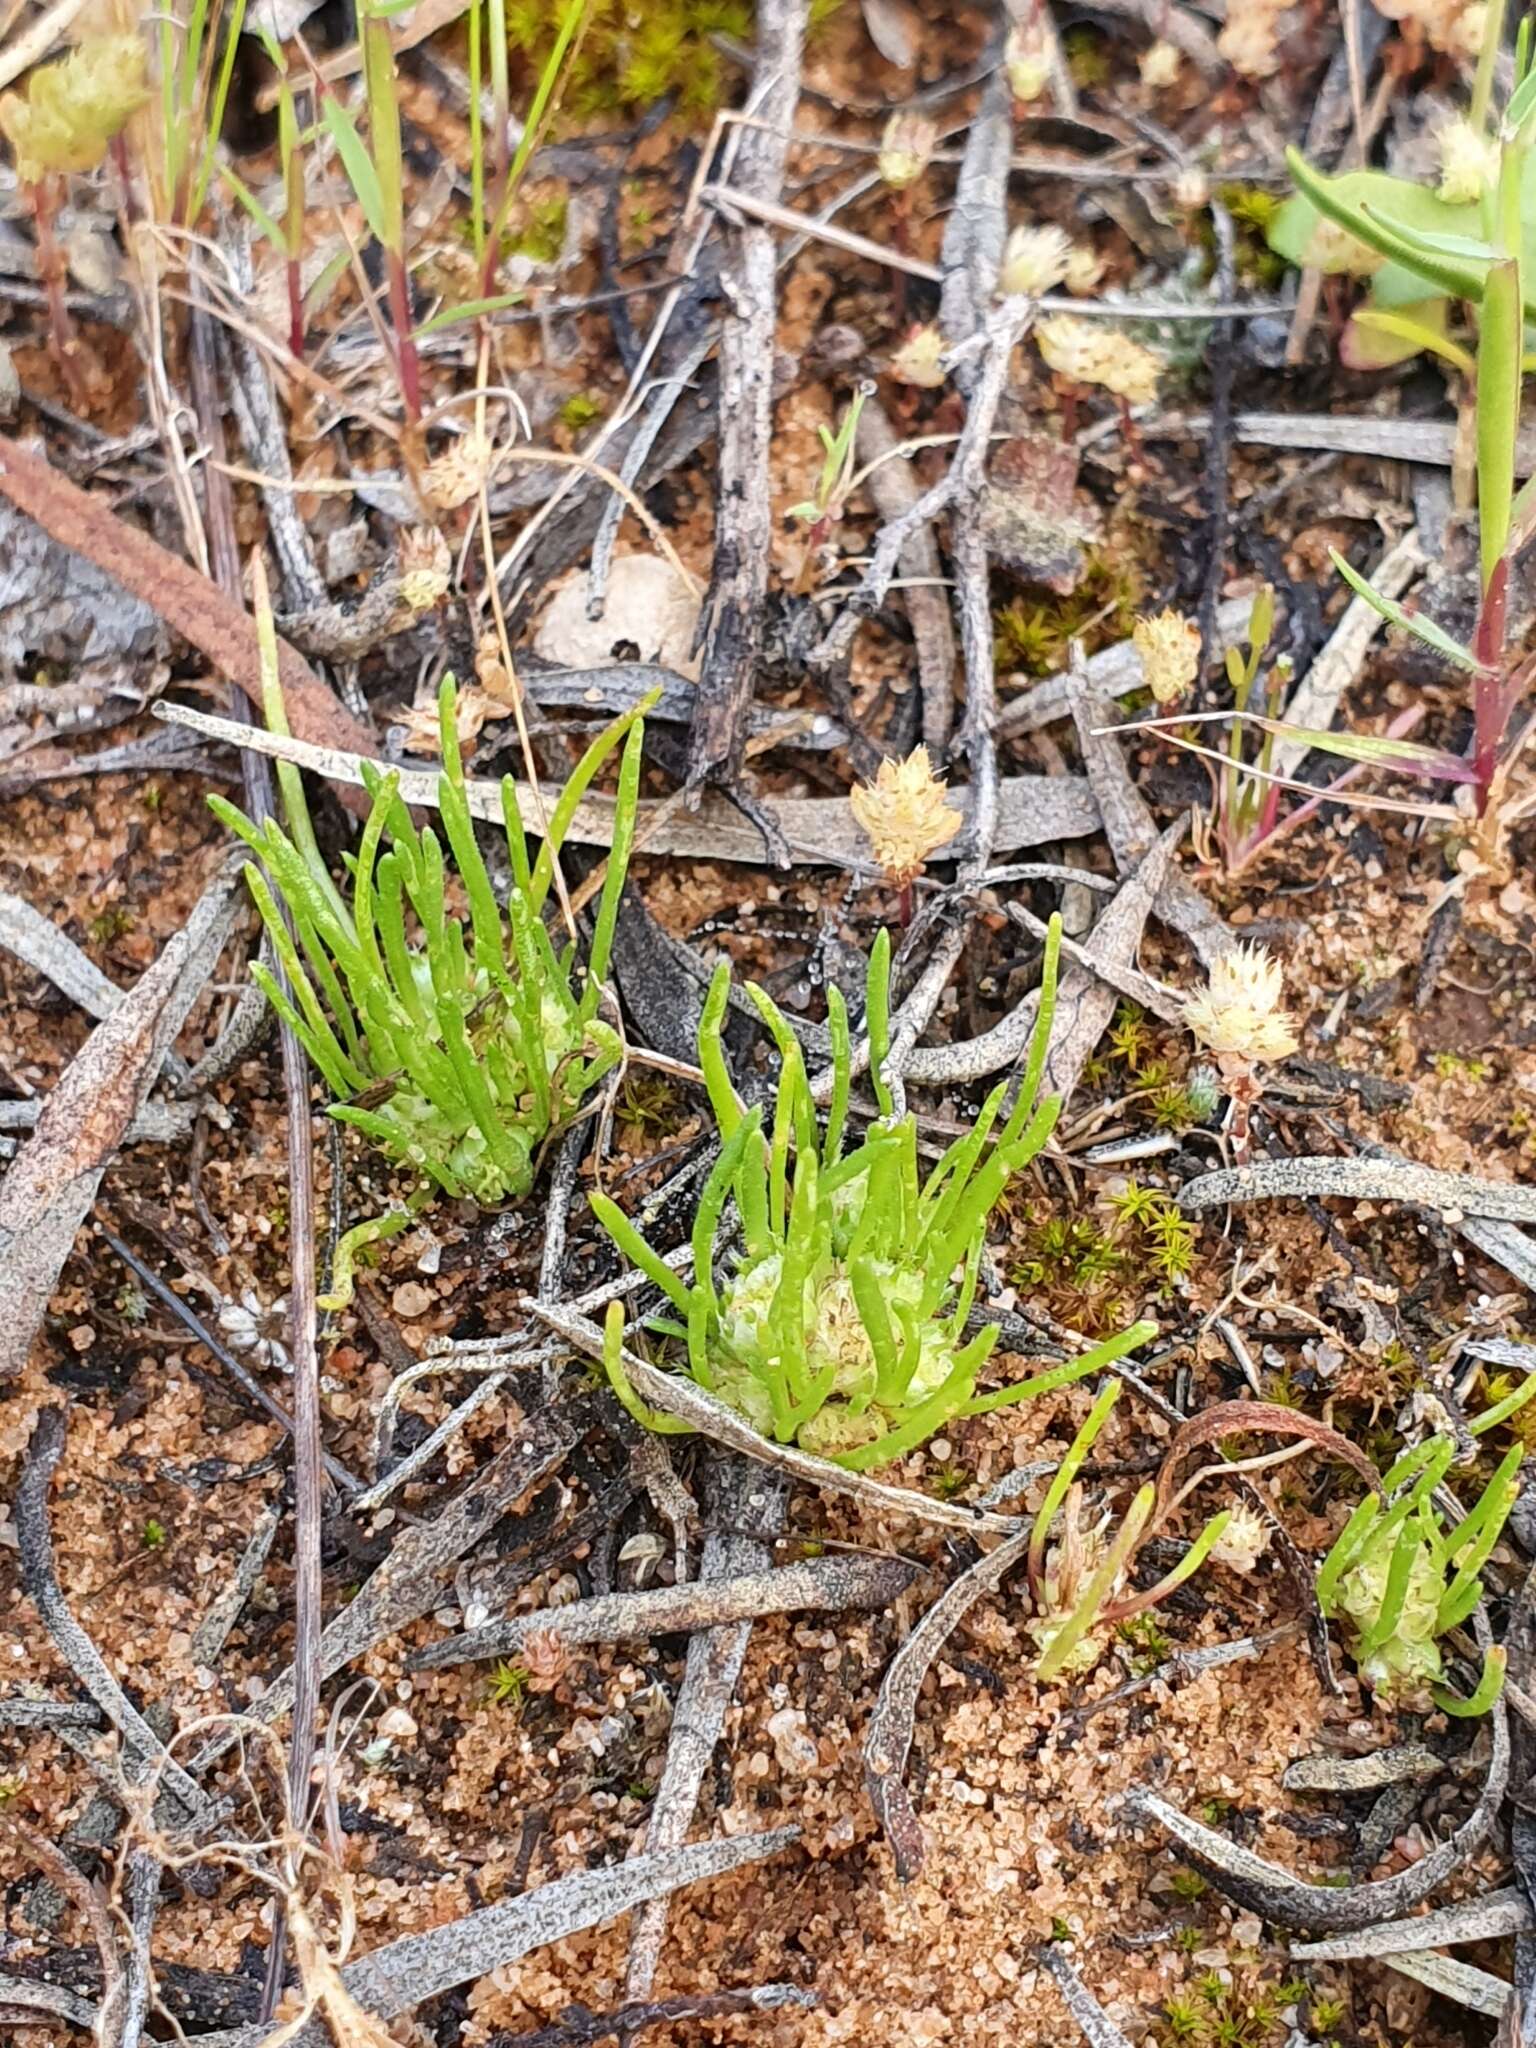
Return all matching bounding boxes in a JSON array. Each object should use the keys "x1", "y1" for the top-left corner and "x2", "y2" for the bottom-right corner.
[
  {"x1": 1437, "y1": 117, "x2": 1500, "y2": 203},
  {"x1": 850, "y1": 746, "x2": 962, "y2": 887},
  {"x1": 0, "y1": 35, "x2": 147, "y2": 183},
  {"x1": 1133, "y1": 608, "x2": 1201, "y2": 705},
  {"x1": 1004, "y1": 15, "x2": 1052, "y2": 102},
  {"x1": 1035, "y1": 315, "x2": 1161, "y2": 404},
  {"x1": 999, "y1": 223, "x2": 1071, "y2": 298},
  {"x1": 1375, "y1": 0, "x2": 1485, "y2": 56},
  {"x1": 1183, "y1": 945, "x2": 1298, "y2": 1066},
  {"x1": 878, "y1": 112, "x2": 937, "y2": 191}
]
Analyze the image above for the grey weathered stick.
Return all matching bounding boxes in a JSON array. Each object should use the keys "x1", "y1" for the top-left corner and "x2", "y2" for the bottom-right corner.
[
  {"x1": 0, "y1": 1973, "x2": 99, "y2": 2029},
  {"x1": 154, "y1": 700, "x2": 1099, "y2": 869},
  {"x1": 181, "y1": 1829, "x2": 801, "y2": 2048},
  {"x1": 531, "y1": 1299, "x2": 1026, "y2": 1535},
  {"x1": 865, "y1": 1526, "x2": 1031, "y2": 1879},
  {"x1": 939, "y1": 67, "x2": 1011, "y2": 397},
  {"x1": 623, "y1": 1455, "x2": 784, "y2": 2001},
  {"x1": 686, "y1": 0, "x2": 804, "y2": 819},
  {"x1": 1039, "y1": 1945, "x2": 1136, "y2": 2048},
  {"x1": 410, "y1": 1553, "x2": 917, "y2": 1669},
  {"x1": 190, "y1": 1502, "x2": 282, "y2": 1669},
  {"x1": 1293, "y1": 1888, "x2": 1533, "y2": 1961},
  {"x1": 1383, "y1": 1951, "x2": 1511, "y2": 2019},
  {"x1": 0, "y1": 889, "x2": 138, "y2": 1025},
  {"x1": 1129, "y1": 1695, "x2": 1508, "y2": 1930},
  {"x1": 16, "y1": 1410, "x2": 217, "y2": 1829},
  {"x1": 189, "y1": 1413, "x2": 572, "y2": 1770},
  {"x1": 1062, "y1": 1628, "x2": 1297, "y2": 1732},
  {"x1": 0, "y1": 858, "x2": 240, "y2": 1376},
  {"x1": 1042, "y1": 823, "x2": 1178, "y2": 1100},
  {"x1": 1149, "y1": 408, "x2": 1536, "y2": 474},
  {"x1": 0, "y1": 1696, "x2": 102, "y2": 1729},
  {"x1": 1179, "y1": 1157, "x2": 1536, "y2": 1225},
  {"x1": 897, "y1": 824, "x2": 1176, "y2": 1089},
  {"x1": 1068, "y1": 663, "x2": 1231, "y2": 968},
  {"x1": 1283, "y1": 1745, "x2": 1444, "y2": 1794},
  {"x1": 855, "y1": 398, "x2": 956, "y2": 754}
]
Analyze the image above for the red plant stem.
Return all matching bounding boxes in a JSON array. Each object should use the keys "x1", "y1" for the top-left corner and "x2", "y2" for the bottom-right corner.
[
  {"x1": 30, "y1": 181, "x2": 85, "y2": 406},
  {"x1": 898, "y1": 880, "x2": 914, "y2": 928},
  {"x1": 287, "y1": 258, "x2": 305, "y2": 361},
  {"x1": 386, "y1": 248, "x2": 421, "y2": 420},
  {"x1": 1472, "y1": 555, "x2": 1510, "y2": 810}
]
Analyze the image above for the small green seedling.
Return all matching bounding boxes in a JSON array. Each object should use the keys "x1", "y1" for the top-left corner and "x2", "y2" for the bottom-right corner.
[
  {"x1": 1026, "y1": 1382, "x2": 1233, "y2": 1679},
  {"x1": 1318, "y1": 1386, "x2": 1535, "y2": 1713},
  {"x1": 214, "y1": 665, "x2": 648, "y2": 1236},
  {"x1": 596, "y1": 917, "x2": 1156, "y2": 1470}
]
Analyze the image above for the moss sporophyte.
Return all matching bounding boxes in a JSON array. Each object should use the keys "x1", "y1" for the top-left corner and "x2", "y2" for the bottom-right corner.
[{"x1": 595, "y1": 917, "x2": 1158, "y2": 1473}]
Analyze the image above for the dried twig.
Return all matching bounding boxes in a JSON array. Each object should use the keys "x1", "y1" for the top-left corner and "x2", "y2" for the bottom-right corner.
[
  {"x1": 623, "y1": 1455, "x2": 785, "y2": 2002},
  {"x1": 1039, "y1": 1944, "x2": 1136, "y2": 2048},
  {"x1": 180, "y1": 1829, "x2": 802, "y2": 2048},
  {"x1": 0, "y1": 863, "x2": 241, "y2": 1378},
  {"x1": 855, "y1": 397, "x2": 957, "y2": 755},
  {"x1": 686, "y1": 0, "x2": 804, "y2": 838},
  {"x1": 155, "y1": 700, "x2": 1100, "y2": 870},
  {"x1": 1179, "y1": 1157, "x2": 1536, "y2": 1225},
  {"x1": 487, "y1": 1983, "x2": 817, "y2": 2047},
  {"x1": 865, "y1": 1526, "x2": 1031, "y2": 1878},
  {"x1": 1129, "y1": 1693, "x2": 1509, "y2": 1930},
  {"x1": 1293, "y1": 1889, "x2": 1534, "y2": 1961},
  {"x1": 410, "y1": 1553, "x2": 918, "y2": 1669}
]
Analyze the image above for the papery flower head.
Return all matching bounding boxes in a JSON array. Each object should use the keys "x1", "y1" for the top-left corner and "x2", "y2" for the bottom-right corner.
[
  {"x1": 1208, "y1": 1500, "x2": 1271, "y2": 1574},
  {"x1": 1437, "y1": 117, "x2": 1499, "y2": 203},
  {"x1": 1005, "y1": 17, "x2": 1051, "y2": 102},
  {"x1": 1218, "y1": 3, "x2": 1282, "y2": 78},
  {"x1": 0, "y1": 34, "x2": 148, "y2": 183},
  {"x1": 1140, "y1": 38, "x2": 1183, "y2": 87},
  {"x1": 420, "y1": 431, "x2": 493, "y2": 513},
  {"x1": 1184, "y1": 944, "x2": 1299, "y2": 1065},
  {"x1": 889, "y1": 322, "x2": 947, "y2": 388},
  {"x1": 1036, "y1": 315, "x2": 1161, "y2": 404},
  {"x1": 999, "y1": 222, "x2": 1072, "y2": 298},
  {"x1": 850, "y1": 746, "x2": 962, "y2": 885},
  {"x1": 1133, "y1": 608, "x2": 1201, "y2": 705},
  {"x1": 396, "y1": 527, "x2": 452, "y2": 612},
  {"x1": 878, "y1": 112, "x2": 937, "y2": 191}
]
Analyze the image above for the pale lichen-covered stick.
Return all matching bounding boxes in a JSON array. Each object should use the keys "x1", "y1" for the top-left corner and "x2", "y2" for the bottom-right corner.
[
  {"x1": 410, "y1": 1553, "x2": 918, "y2": 1670},
  {"x1": 1179, "y1": 1156, "x2": 1536, "y2": 1226},
  {"x1": 155, "y1": 699, "x2": 1099, "y2": 870},
  {"x1": 179, "y1": 1828, "x2": 802, "y2": 2048},
  {"x1": 1128, "y1": 1685, "x2": 1508, "y2": 1930},
  {"x1": 1039, "y1": 1943, "x2": 1137, "y2": 2048},
  {"x1": 1293, "y1": 1888, "x2": 1533, "y2": 1962}
]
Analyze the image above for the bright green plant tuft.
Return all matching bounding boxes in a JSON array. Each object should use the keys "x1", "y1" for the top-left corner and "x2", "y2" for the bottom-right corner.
[
  {"x1": 1317, "y1": 1388, "x2": 1535, "y2": 1713},
  {"x1": 595, "y1": 916, "x2": 1156, "y2": 1470},
  {"x1": 1026, "y1": 1382, "x2": 1231, "y2": 1680},
  {"x1": 212, "y1": 674, "x2": 648, "y2": 1212}
]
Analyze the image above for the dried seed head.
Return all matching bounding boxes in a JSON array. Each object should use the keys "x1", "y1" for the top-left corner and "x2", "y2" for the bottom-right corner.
[
  {"x1": 878, "y1": 112, "x2": 937, "y2": 191},
  {"x1": 1004, "y1": 18, "x2": 1052, "y2": 102},
  {"x1": 1300, "y1": 216, "x2": 1385, "y2": 278},
  {"x1": 1036, "y1": 315, "x2": 1161, "y2": 404},
  {"x1": 1218, "y1": 2, "x2": 1284, "y2": 78},
  {"x1": 889, "y1": 322, "x2": 947, "y2": 388},
  {"x1": 1437, "y1": 118, "x2": 1500, "y2": 204},
  {"x1": 849, "y1": 745, "x2": 963, "y2": 886},
  {"x1": 1133, "y1": 608, "x2": 1201, "y2": 705},
  {"x1": 998, "y1": 222, "x2": 1072, "y2": 298},
  {"x1": 0, "y1": 34, "x2": 148, "y2": 183},
  {"x1": 396, "y1": 527, "x2": 452, "y2": 611},
  {"x1": 1184, "y1": 943, "x2": 1299, "y2": 1066},
  {"x1": 1172, "y1": 167, "x2": 1210, "y2": 212},
  {"x1": 1140, "y1": 38, "x2": 1183, "y2": 87},
  {"x1": 420, "y1": 432, "x2": 493, "y2": 513},
  {"x1": 1208, "y1": 1501, "x2": 1271, "y2": 1574}
]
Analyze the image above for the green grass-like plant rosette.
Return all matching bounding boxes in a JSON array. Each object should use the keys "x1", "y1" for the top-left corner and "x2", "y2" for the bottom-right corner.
[
  {"x1": 213, "y1": 675, "x2": 647, "y2": 1208},
  {"x1": 594, "y1": 916, "x2": 1155, "y2": 1472}
]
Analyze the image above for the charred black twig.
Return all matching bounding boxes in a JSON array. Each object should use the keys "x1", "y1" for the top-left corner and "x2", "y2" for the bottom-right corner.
[{"x1": 489, "y1": 1982, "x2": 817, "y2": 2047}]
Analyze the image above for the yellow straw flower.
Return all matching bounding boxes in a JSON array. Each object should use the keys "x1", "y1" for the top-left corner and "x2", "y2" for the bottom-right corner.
[
  {"x1": 1036, "y1": 315, "x2": 1161, "y2": 404},
  {"x1": 1133, "y1": 608, "x2": 1201, "y2": 705},
  {"x1": 850, "y1": 747, "x2": 962, "y2": 886},
  {"x1": 0, "y1": 35, "x2": 148, "y2": 184},
  {"x1": 1184, "y1": 944, "x2": 1299, "y2": 1066}
]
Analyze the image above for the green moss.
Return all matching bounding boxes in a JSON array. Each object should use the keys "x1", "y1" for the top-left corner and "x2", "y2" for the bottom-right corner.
[
  {"x1": 559, "y1": 391, "x2": 604, "y2": 431},
  {"x1": 508, "y1": 191, "x2": 568, "y2": 263},
  {"x1": 486, "y1": 1659, "x2": 529, "y2": 1707},
  {"x1": 88, "y1": 905, "x2": 134, "y2": 944},
  {"x1": 506, "y1": 0, "x2": 753, "y2": 114},
  {"x1": 995, "y1": 544, "x2": 1147, "y2": 679}
]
